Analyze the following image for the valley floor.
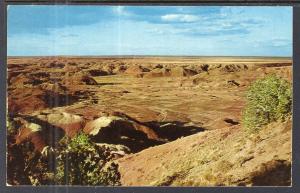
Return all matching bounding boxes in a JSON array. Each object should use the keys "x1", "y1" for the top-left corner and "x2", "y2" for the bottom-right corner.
[{"x1": 7, "y1": 56, "x2": 292, "y2": 186}]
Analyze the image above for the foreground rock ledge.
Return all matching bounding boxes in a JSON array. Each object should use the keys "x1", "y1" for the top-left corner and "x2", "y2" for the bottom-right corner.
[{"x1": 117, "y1": 118, "x2": 291, "y2": 186}]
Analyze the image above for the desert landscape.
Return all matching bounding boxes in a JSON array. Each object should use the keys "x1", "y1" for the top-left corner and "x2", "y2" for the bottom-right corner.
[{"x1": 7, "y1": 56, "x2": 292, "y2": 186}]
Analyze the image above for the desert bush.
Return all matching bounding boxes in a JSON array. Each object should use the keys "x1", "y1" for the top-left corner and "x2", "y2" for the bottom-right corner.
[
  {"x1": 242, "y1": 75, "x2": 292, "y2": 133},
  {"x1": 7, "y1": 130, "x2": 121, "y2": 185},
  {"x1": 55, "y1": 133, "x2": 121, "y2": 186}
]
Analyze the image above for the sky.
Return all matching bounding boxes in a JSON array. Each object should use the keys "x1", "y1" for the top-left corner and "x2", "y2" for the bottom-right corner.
[{"x1": 7, "y1": 6, "x2": 292, "y2": 56}]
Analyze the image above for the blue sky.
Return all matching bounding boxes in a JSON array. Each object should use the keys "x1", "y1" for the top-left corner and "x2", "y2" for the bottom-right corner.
[{"x1": 7, "y1": 6, "x2": 292, "y2": 56}]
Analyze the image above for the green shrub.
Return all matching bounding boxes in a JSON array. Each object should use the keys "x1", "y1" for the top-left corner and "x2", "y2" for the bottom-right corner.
[
  {"x1": 55, "y1": 133, "x2": 121, "y2": 186},
  {"x1": 7, "y1": 131, "x2": 121, "y2": 186},
  {"x1": 242, "y1": 75, "x2": 292, "y2": 133}
]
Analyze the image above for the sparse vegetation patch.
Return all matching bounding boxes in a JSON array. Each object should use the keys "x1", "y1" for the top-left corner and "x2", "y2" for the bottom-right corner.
[
  {"x1": 56, "y1": 133, "x2": 121, "y2": 185},
  {"x1": 242, "y1": 75, "x2": 292, "y2": 133}
]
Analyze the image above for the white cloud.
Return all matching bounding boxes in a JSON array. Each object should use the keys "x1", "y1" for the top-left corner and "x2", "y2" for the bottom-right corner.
[
  {"x1": 112, "y1": 6, "x2": 130, "y2": 16},
  {"x1": 161, "y1": 14, "x2": 200, "y2": 23},
  {"x1": 7, "y1": 7, "x2": 292, "y2": 56}
]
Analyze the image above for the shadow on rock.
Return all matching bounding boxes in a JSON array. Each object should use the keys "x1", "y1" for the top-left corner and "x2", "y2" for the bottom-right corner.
[
  {"x1": 93, "y1": 133, "x2": 165, "y2": 153},
  {"x1": 145, "y1": 121, "x2": 206, "y2": 141},
  {"x1": 41, "y1": 90, "x2": 80, "y2": 108},
  {"x1": 83, "y1": 115, "x2": 165, "y2": 153}
]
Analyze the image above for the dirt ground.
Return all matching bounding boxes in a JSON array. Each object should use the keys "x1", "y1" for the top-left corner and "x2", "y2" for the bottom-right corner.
[{"x1": 7, "y1": 56, "x2": 292, "y2": 186}]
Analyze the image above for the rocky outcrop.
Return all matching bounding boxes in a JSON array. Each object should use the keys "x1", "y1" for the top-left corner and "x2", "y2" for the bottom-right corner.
[
  {"x1": 143, "y1": 67, "x2": 198, "y2": 78},
  {"x1": 62, "y1": 73, "x2": 98, "y2": 85},
  {"x1": 143, "y1": 68, "x2": 171, "y2": 78},
  {"x1": 14, "y1": 119, "x2": 46, "y2": 152},
  {"x1": 12, "y1": 112, "x2": 85, "y2": 152},
  {"x1": 36, "y1": 112, "x2": 85, "y2": 137},
  {"x1": 83, "y1": 116, "x2": 159, "y2": 141},
  {"x1": 170, "y1": 67, "x2": 197, "y2": 77},
  {"x1": 220, "y1": 64, "x2": 248, "y2": 73},
  {"x1": 124, "y1": 65, "x2": 150, "y2": 77},
  {"x1": 9, "y1": 88, "x2": 80, "y2": 114},
  {"x1": 117, "y1": 118, "x2": 291, "y2": 186}
]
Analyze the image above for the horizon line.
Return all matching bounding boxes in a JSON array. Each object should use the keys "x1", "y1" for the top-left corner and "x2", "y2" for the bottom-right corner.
[{"x1": 7, "y1": 55, "x2": 292, "y2": 58}]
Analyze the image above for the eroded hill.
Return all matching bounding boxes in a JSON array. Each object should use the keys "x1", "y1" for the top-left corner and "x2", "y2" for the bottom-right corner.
[{"x1": 6, "y1": 56, "x2": 292, "y2": 186}]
